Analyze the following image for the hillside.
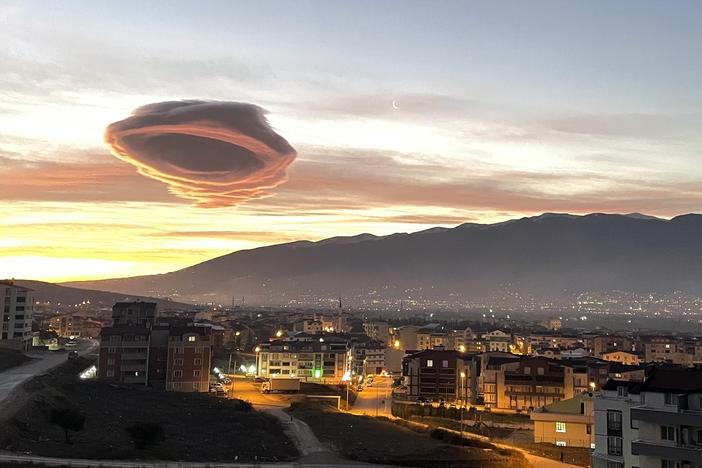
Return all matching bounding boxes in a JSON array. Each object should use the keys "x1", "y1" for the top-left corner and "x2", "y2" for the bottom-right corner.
[
  {"x1": 14, "y1": 280, "x2": 196, "y2": 309},
  {"x1": 62, "y1": 213, "x2": 702, "y2": 305}
]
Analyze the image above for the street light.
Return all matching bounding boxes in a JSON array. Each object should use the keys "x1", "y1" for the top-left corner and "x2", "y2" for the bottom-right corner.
[{"x1": 342, "y1": 371, "x2": 352, "y2": 411}]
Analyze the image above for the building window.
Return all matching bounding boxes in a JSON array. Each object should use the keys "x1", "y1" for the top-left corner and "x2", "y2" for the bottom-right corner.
[
  {"x1": 555, "y1": 422, "x2": 566, "y2": 433},
  {"x1": 193, "y1": 370, "x2": 201, "y2": 377},
  {"x1": 660, "y1": 425, "x2": 675, "y2": 441},
  {"x1": 188, "y1": 336, "x2": 196, "y2": 342},
  {"x1": 194, "y1": 358, "x2": 202, "y2": 366},
  {"x1": 108, "y1": 347, "x2": 116, "y2": 353},
  {"x1": 173, "y1": 370, "x2": 183, "y2": 377},
  {"x1": 607, "y1": 410, "x2": 623, "y2": 432},
  {"x1": 607, "y1": 436, "x2": 623, "y2": 456},
  {"x1": 661, "y1": 461, "x2": 676, "y2": 468},
  {"x1": 426, "y1": 360, "x2": 433, "y2": 367},
  {"x1": 175, "y1": 358, "x2": 184, "y2": 366},
  {"x1": 664, "y1": 393, "x2": 677, "y2": 405},
  {"x1": 107, "y1": 359, "x2": 115, "y2": 365},
  {"x1": 193, "y1": 382, "x2": 200, "y2": 390},
  {"x1": 586, "y1": 424, "x2": 591, "y2": 435},
  {"x1": 606, "y1": 462, "x2": 623, "y2": 468},
  {"x1": 106, "y1": 370, "x2": 114, "y2": 377},
  {"x1": 617, "y1": 386, "x2": 628, "y2": 397},
  {"x1": 442, "y1": 360, "x2": 449, "y2": 368}
]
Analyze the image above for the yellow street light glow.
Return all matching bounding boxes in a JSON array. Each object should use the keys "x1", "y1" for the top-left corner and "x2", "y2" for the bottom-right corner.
[
  {"x1": 460, "y1": 371, "x2": 466, "y2": 378},
  {"x1": 458, "y1": 345, "x2": 466, "y2": 353},
  {"x1": 393, "y1": 340, "x2": 401, "y2": 349},
  {"x1": 254, "y1": 346, "x2": 261, "y2": 353},
  {"x1": 275, "y1": 330, "x2": 284, "y2": 337}
]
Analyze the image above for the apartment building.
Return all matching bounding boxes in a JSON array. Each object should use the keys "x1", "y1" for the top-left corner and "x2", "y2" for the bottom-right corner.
[
  {"x1": 352, "y1": 339, "x2": 386, "y2": 375},
  {"x1": 531, "y1": 393, "x2": 595, "y2": 448},
  {"x1": 47, "y1": 314, "x2": 102, "y2": 339},
  {"x1": 165, "y1": 326, "x2": 212, "y2": 392},
  {"x1": 601, "y1": 351, "x2": 642, "y2": 366},
  {"x1": 592, "y1": 335, "x2": 635, "y2": 358},
  {"x1": 362, "y1": 321, "x2": 390, "y2": 345},
  {"x1": 593, "y1": 367, "x2": 702, "y2": 468},
  {"x1": 98, "y1": 302, "x2": 212, "y2": 392},
  {"x1": 592, "y1": 379, "x2": 642, "y2": 468},
  {"x1": 0, "y1": 280, "x2": 34, "y2": 351},
  {"x1": 111, "y1": 301, "x2": 158, "y2": 327},
  {"x1": 630, "y1": 368, "x2": 702, "y2": 468},
  {"x1": 402, "y1": 349, "x2": 480, "y2": 403},
  {"x1": 643, "y1": 337, "x2": 693, "y2": 366},
  {"x1": 482, "y1": 329, "x2": 513, "y2": 352},
  {"x1": 256, "y1": 338, "x2": 351, "y2": 382}
]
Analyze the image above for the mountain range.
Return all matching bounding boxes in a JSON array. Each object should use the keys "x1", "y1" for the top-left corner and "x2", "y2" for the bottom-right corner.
[{"x1": 57, "y1": 213, "x2": 702, "y2": 306}]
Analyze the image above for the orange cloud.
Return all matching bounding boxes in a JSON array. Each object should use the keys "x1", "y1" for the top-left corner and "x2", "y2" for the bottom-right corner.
[{"x1": 104, "y1": 100, "x2": 296, "y2": 207}]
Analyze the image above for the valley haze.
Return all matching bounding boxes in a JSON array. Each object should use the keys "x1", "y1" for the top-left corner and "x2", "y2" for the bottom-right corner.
[{"x1": 61, "y1": 212, "x2": 702, "y2": 306}]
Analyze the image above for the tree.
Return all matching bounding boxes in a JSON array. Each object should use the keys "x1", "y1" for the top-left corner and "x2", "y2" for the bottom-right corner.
[
  {"x1": 125, "y1": 422, "x2": 165, "y2": 449},
  {"x1": 49, "y1": 407, "x2": 85, "y2": 444}
]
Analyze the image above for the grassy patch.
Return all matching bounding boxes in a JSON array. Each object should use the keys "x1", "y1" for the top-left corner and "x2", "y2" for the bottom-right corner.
[
  {"x1": 0, "y1": 358, "x2": 298, "y2": 463},
  {"x1": 287, "y1": 401, "x2": 529, "y2": 468},
  {"x1": 410, "y1": 415, "x2": 592, "y2": 467},
  {"x1": 0, "y1": 349, "x2": 33, "y2": 372}
]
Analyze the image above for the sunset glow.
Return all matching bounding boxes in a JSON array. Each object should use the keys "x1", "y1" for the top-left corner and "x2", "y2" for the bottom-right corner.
[{"x1": 2, "y1": 1, "x2": 702, "y2": 281}]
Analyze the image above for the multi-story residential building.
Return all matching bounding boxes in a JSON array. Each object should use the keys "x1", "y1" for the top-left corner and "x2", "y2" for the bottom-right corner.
[
  {"x1": 592, "y1": 335, "x2": 635, "y2": 358},
  {"x1": 416, "y1": 326, "x2": 449, "y2": 350},
  {"x1": 630, "y1": 367, "x2": 702, "y2": 468},
  {"x1": 482, "y1": 329, "x2": 513, "y2": 352},
  {"x1": 0, "y1": 280, "x2": 34, "y2": 350},
  {"x1": 594, "y1": 368, "x2": 702, "y2": 468},
  {"x1": 531, "y1": 393, "x2": 595, "y2": 448},
  {"x1": 530, "y1": 333, "x2": 585, "y2": 351},
  {"x1": 48, "y1": 314, "x2": 102, "y2": 339},
  {"x1": 165, "y1": 326, "x2": 212, "y2": 392},
  {"x1": 402, "y1": 348, "x2": 480, "y2": 403},
  {"x1": 292, "y1": 319, "x2": 323, "y2": 334},
  {"x1": 256, "y1": 338, "x2": 351, "y2": 382},
  {"x1": 111, "y1": 301, "x2": 158, "y2": 327},
  {"x1": 601, "y1": 351, "x2": 642, "y2": 366},
  {"x1": 98, "y1": 302, "x2": 212, "y2": 392},
  {"x1": 498, "y1": 357, "x2": 576, "y2": 411},
  {"x1": 643, "y1": 337, "x2": 692, "y2": 366},
  {"x1": 592, "y1": 379, "x2": 642, "y2": 468},
  {"x1": 353, "y1": 339, "x2": 386, "y2": 375},
  {"x1": 362, "y1": 321, "x2": 390, "y2": 345},
  {"x1": 394, "y1": 325, "x2": 419, "y2": 351},
  {"x1": 447, "y1": 327, "x2": 474, "y2": 351}
]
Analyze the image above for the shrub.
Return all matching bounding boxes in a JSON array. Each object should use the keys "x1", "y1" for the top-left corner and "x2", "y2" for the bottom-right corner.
[
  {"x1": 48, "y1": 407, "x2": 85, "y2": 444},
  {"x1": 125, "y1": 421, "x2": 165, "y2": 449}
]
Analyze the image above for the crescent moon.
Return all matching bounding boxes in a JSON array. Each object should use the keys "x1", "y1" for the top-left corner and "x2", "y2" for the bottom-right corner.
[{"x1": 392, "y1": 100, "x2": 399, "y2": 110}]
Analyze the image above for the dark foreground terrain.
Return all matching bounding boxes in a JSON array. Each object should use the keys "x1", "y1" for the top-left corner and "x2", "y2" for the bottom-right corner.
[
  {"x1": 287, "y1": 401, "x2": 530, "y2": 468},
  {"x1": 0, "y1": 358, "x2": 298, "y2": 462}
]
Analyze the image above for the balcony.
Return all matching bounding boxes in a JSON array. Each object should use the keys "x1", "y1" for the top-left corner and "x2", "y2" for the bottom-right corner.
[
  {"x1": 120, "y1": 363, "x2": 147, "y2": 372},
  {"x1": 632, "y1": 440, "x2": 702, "y2": 464},
  {"x1": 631, "y1": 406, "x2": 702, "y2": 426},
  {"x1": 121, "y1": 353, "x2": 148, "y2": 359}
]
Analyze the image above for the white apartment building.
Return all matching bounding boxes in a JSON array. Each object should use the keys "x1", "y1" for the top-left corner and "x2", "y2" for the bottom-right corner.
[
  {"x1": 0, "y1": 281, "x2": 34, "y2": 351},
  {"x1": 593, "y1": 380, "x2": 642, "y2": 468},
  {"x1": 257, "y1": 338, "x2": 351, "y2": 383},
  {"x1": 594, "y1": 368, "x2": 702, "y2": 468}
]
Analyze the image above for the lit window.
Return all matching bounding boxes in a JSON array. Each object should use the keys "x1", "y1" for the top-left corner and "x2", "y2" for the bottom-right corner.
[
  {"x1": 188, "y1": 336, "x2": 196, "y2": 342},
  {"x1": 556, "y1": 422, "x2": 566, "y2": 433},
  {"x1": 427, "y1": 359, "x2": 433, "y2": 367}
]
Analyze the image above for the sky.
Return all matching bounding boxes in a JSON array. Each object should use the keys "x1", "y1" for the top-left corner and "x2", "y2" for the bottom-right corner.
[{"x1": 2, "y1": 0, "x2": 702, "y2": 282}]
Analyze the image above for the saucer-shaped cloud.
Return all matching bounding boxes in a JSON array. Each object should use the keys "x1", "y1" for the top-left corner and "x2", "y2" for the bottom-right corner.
[{"x1": 105, "y1": 100, "x2": 296, "y2": 207}]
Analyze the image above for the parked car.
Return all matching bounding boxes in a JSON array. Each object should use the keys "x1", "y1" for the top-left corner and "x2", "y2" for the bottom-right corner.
[{"x1": 254, "y1": 376, "x2": 268, "y2": 383}]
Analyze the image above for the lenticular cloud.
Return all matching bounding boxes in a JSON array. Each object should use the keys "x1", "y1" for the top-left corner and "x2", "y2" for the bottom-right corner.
[{"x1": 104, "y1": 100, "x2": 297, "y2": 207}]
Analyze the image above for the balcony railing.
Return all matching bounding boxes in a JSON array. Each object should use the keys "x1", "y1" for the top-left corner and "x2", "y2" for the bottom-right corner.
[{"x1": 632, "y1": 439, "x2": 702, "y2": 464}]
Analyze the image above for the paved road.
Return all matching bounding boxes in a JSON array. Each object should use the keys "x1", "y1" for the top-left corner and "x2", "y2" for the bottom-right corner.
[
  {"x1": 228, "y1": 378, "x2": 351, "y2": 465},
  {"x1": 0, "y1": 340, "x2": 98, "y2": 410},
  {"x1": 350, "y1": 376, "x2": 392, "y2": 417}
]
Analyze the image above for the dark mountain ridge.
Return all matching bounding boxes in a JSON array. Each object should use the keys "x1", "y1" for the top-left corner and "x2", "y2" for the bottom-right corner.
[{"x1": 61, "y1": 213, "x2": 702, "y2": 305}]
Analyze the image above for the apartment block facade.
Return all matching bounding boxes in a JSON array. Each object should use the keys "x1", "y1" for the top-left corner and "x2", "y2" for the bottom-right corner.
[
  {"x1": 256, "y1": 338, "x2": 351, "y2": 382},
  {"x1": 0, "y1": 280, "x2": 34, "y2": 351}
]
